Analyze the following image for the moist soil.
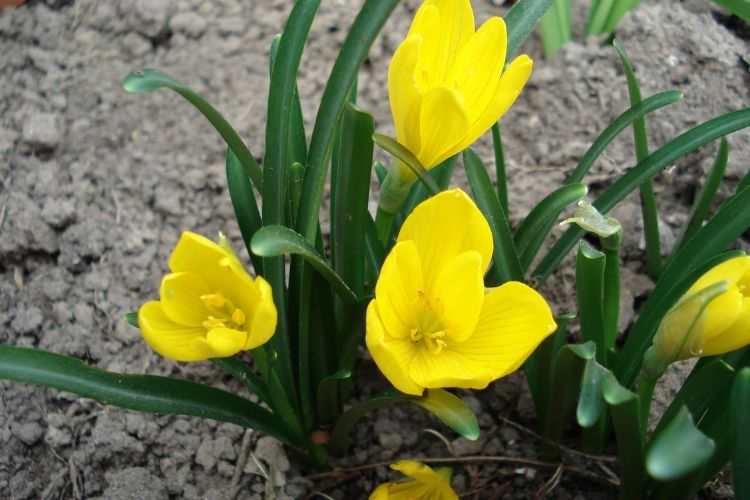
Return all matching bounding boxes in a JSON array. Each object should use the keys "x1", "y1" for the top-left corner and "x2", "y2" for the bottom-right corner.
[{"x1": 0, "y1": 0, "x2": 748, "y2": 498}]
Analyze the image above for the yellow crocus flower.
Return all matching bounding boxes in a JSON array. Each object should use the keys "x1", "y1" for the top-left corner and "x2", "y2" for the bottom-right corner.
[
  {"x1": 137, "y1": 232, "x2": 277, "y2": 361},
  {"x1": 389, "y1": 0, "x2": 533, "y2": 171},
  {"x1": 370, "y1": 461, "x2": 458, "y2": 500},
  {"x1": 652, "y1": 256, "x2": 750, "y2": 363},
  {"x1": 366, "y1": 189, "x2": 556, "y2": 395}
]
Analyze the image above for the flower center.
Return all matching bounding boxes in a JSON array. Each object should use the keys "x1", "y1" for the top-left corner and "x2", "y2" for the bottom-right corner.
[
  {"x1": 200, "y1": 293, "x2": 246, "y2": 331},
  {"x1": 410, "y1": 293, "x2": 448, "y2": 354}
]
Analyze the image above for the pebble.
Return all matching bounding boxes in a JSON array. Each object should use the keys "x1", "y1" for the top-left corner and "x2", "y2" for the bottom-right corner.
[
  {"x1": 377, "y1": 432, "x2": 402, "y2": 451},
  {"x1": 133, "y1": 0, "x2": 174, "y2": 38},
  {"x1": 12, "y1": 421, "x2": 44, "y2": 446},
  {"x1": 171, "y1": 12, "x2": 207, "y2": 38},
  {"x1": 22, "y1": 112, "x2": 61, "y2": 150}
]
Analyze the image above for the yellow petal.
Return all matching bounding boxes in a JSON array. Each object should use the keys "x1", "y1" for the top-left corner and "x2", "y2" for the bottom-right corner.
[
  {"x1": 206, "y1": 327, "x2": 248, "y2": 358},
  {"x1": 432, "y1": 251, "x2": 485, "y2": 342},
  {"x1": 389, "y1": 460, "x2": 459, "y2": 500},
  {"x1": 688, "y1": 256, "x2": 750, "y2": 292},
  {"x1": 245, "y1": 276, "x2": 278, "y2": 349},
  {"x1": 702, "y1": 297, "x2": 750, "y2": 356},
  {"x1": 408, "y1": 347, "x2": 492, "y2": 390},
  {"x1": 699, "y1": 285, "x2": 744, "y2": 341},
  {"x1": 365, "y1": 301, "x2": 423, "y2": 395},
  {"x1": 168, "y1": 231, "x2": 226, "y2": 275},
  {"x1": 138, "y1": 301, "x2": 213, "y2": 361},
  {"x1": 398, "y1": 189, "x2": 493, "y2": 292},
  {"x1": 159, "y1": 272, "x2": 212, "y2": 327},
  {"x1": 422, "y1": 0, "x2": 475, "y2": 83},
  {"x1": 451, "y1": 282, "x2": 557, "y2": 379},
  {"x1": 448, "y1": 16, "x2": 507, "y2": 122},
  {"x1": 369, "y1": 484, "x2": 391, "y2": 500},
  {"x1": 375, "y1": 240, "x2": 424, "y2": 339},
  {"x1": 388, "y1": 35, "x2": 423, "y2": 152},
  {"x1": 449, "y1": 54, "x2": 533, "y2": 158},
  {"x1": 417, "y1": 86, "x2": 469, "y2": 168}
]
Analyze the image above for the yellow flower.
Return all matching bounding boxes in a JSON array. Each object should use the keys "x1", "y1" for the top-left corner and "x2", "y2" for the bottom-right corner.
[
  {"x1": 369, "y1": 461, "x2": 458, "y2": 500},
  {"x1": 137, "y1": 232, "x2": 277, "y2": 361},
  {"x1": 652, "y1": 256, "x2": 750, "y2": 363},
  {"x1": 389, "y1": 0, "x2": 533, "y2": 171},
  {"x1": 366, "y1": 189, "x2": 556, "y2": 395}
]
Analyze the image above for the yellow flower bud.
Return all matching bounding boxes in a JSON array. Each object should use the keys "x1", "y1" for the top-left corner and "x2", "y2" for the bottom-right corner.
[{"x1": 369, "y1": 461, "x2": 457, "y2": 500}]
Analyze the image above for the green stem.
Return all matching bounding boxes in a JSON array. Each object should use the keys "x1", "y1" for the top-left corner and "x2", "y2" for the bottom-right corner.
[
  {"x1": 375, "y1": 208, "x2": 395, "y2": 246},
  {"x1": 602, "y1": 230, "x2": 622, "y2": 360},
  {"x1": 640, "y1": 183, "x2": 662, "y2": 279},
  {"x1": 637, "y1": 373, "x2": 658, "y2": 434}
]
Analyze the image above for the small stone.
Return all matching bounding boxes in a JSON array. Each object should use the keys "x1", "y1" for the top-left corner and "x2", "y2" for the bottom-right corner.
[
  {"x1": 13, "y1": 421, "x2": 44, "y2": 446},
  {"x1": 217, "y1": 16, "x2": 245, "y2": 36},
  {"x1": 195, "y1": 438, "x2": 218, "y2": 471},
  {"x1": 121, "y1": 32, "x2": 151, "y2": 57},
  {"x1": 132, "y1": 0, "x2": 174, "y2": 38},
  {"x1": 170, "y1": 12, "x2": 207, "y2": 38},
  {"x1": 102, "y1": 467, "x2": 168, "y2": 500},
  {"x1": 22, "y1": 112, "x2": 61, "y2": 151},
  {"x1": 41, "y1": 197, "x2": 76, "y2": 229},
  {"x1": 0, "y1": 126, "x2": 19, "y2": 151},
  {"x1": 451, "y1": 437, "x2": 483, "y2": 456},
  {"x1": 11, "y1": 306, "x2": 44, "y2": 335},
  {"x1": 377, "y1": 432, "x2": 402, "y2": 451}
]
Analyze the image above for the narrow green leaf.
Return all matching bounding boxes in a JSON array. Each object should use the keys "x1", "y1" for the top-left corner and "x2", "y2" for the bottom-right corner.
[
  {"x1": 576, "y1": 241, "x2": 607, "y2": 362},
  {"x1": 0, "y1": 346, "x2": 304, "y2": 448},
  {"x1": 602, "y1": 0, "x2": 641, "y2": 33},
  {"x1": 287, "y1": 162, "x2": 305, "y2": 229},
  {"x1": 505, "y1": 0, "x2": 556, "y2": 60},
  {"x1": 375, "y1": 161, "x2": 388, "y2": 185},
  {"x1": 711, "y1": 0, "x2": 750, "y2": 22},
  {"x1": 654, "y1": 359, "x2": 735, "y2": 437},
  {"x1": 586, "y1": 0, "x2": 615, "y2": 35},
  {"x1": 733, "y1": 368, "x2": 750, "y2": 498},
  {"x1": 122, "y1": 69, "x2": 262, "y2": 191},
  {"x1": 535, "y1": 108, "x2": 750, "y2": 284},
  {"x1": 251, "y1": 225, "x2": 359, "y2": 304},
  {"x1": 373, "y1": 134, "x2": 439, "y2": 194},
  {"x1": 226, "y1": 149, "x2": 264, "y2": 274},
  {"x1": 647, "y1": 406, "x2": 715, "y2": 481},
  {"x1": 332, "y1": 104, "x2": 375, "y2": 297},
  {"x1": 415, "y1": 389, "x2": 480, "y2": 441},
  {"x1": 613, "y1": 38, "x2": 662, "y2": 279},
  {"x1": 515, "y1": 183, "x2": 587, "y2": 272},
  {"x1": 464, "y1": 149, "x2": 523, "y2": 283},
  {"x1": 364, "y1": 213, "x2": 385, "y2": 288},
  {"x1": 316, "y1": 369, "x2": 352, "y2": 425},
  {"x1": 491, "y1": 125, "x2": 508, "y2": 214},
  {"x1": 211, "y1": 356, "x2": 272, "y2": 405},
  {"x1": 298, "y1": 0, "x2": 400, "y2": 243},
  {"x1": 678, "y1": 138, "x2": 729, "y2": 249},
  {"x1": 539, "y1": 0, "x2": 571, "y2": 58}
]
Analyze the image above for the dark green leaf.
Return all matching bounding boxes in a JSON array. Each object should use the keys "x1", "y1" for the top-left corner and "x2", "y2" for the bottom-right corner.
[
  {"x1": 733, "y1": 368, "x2": 750, "y2": 498},
  {"x1": 225, "y1": 149, "x2": 264, "y2": 274},
  {"x1": 0, "y1": 346, "x2": 304, "y2": 448},
  {"x1": 464, "y1": 149, "x2": 523, "y2": 283},
  {"x1": 122, "y1": 69, "x2": 262, "y2": 191},
  {"x1": 211, "y1": 356, "x2": 271, "y2": 405},
  {"x1": 491, "y1": 125, "x2": 508, "y2": 214},
  {"x1": 125, "y1": 312, "x2": 138, "y2": 328},
  {"x1": 577, "y1": 357, "x2": 608, "y2": 428},
  {"x1": 505, "y1": 0, "x2": 556, "y2": 60},
  {"x1": 316, "y1": 369, "x2": 352, "y2": 425},
  {"x1": 647, "y1": 406, "x2": 715, "y2": 481},
  {"x1": 251, "y1": 225, "x2": 359, "y2": 304},
  {"x1": 576, "y1": 241, "x2": 607, "y2": 362}
]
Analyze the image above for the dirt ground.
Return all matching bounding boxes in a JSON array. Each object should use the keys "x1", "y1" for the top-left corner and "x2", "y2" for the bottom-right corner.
[{"x1": 0, "y1": 0, "x2": 748, "y2": 498}]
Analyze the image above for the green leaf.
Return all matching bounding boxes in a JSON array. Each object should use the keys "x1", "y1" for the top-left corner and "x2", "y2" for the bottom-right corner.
[
  {"x1": 711, "y1": 0, "x2": 750, "y2": 22},
  {"x1": 211, "y1": 356, "x2": 272, "y2": 405},
  {"x1": 505, "y1": 0, "x2": 556, "y2": 60},
  {"x1": 602, "y1": 0, "x2": 641, "y2": 32},
  {"x1": 251, "y1": 225, "x2": 359, "y2": 304},
  {"x1": 332, "y1": 104, "x2": 375, "y2": 298},
  {"x1": 678, "y1": 138, "x2": 729, "y2": 249},
  {"x1": 577, "y1": 357, "x2": 608, "y2": 428},
  {"x1": 225, "y1": 149, "x2": 264, "y2": 274},
  {"x1": 375, "y1": 161, "x2": 388, "y2": 185},
  {"x1": 491, "y1": 125, "x2": 508, "y2": 214},
  {"x1": 539, "y1": 0, "x2": 571, "y2": 58},
  {"x1": 464, "y1": 149, "x2": 523, "y2": 283},
  {"x1": 515, "y1": 183, "x2": 588, "y2": 272},
  {"x1": 125, "y1": 312, "x2": 138, "y2": 328},
  {"x1": 0, "y1": 346, "x2": 304, "y2": 448},
  {"x1": 328, "y1": 390, "x2": 407, "y2": 455},
  {"x1": 373, "y1": 134, "x2": 439, "y2": 194},
  {"x1": 287, "y1": 162, "x2": 305, "y2": 229},
  {"x1": 654, "y1": 359, "x2": 735, "y2": 437},
  {"x1": 733, "y1": 368, "x2": 750, "y2": 498},
  {"x1": 415, "y1": 389, "x2": 480, "y2": 441},
  {"x1": 535, "y1": 107, "x2": 750, "y2": 284},
  {"x1": 613, "y1": 38, "x2": 661, "y2": 279},
  {"x1": 298, "y1": 0, "x2": 400, "y2": 243},
  {"x1": 576, "y1": 241, "x2": 607, "y2": 362},
  {"x1": 122, "y1": 69, "x2": 262, "y2": 191},
  {"x1": 647, "y1": 406, "x2": 715, "y2": 481},
  {"x1": 316, "y1": 369, "x2": 352, "y2": 425}
]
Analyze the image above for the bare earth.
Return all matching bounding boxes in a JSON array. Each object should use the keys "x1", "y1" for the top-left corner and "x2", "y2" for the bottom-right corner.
[{"x1": 0, "y1": 0, "x2": 748, "y2": 498}]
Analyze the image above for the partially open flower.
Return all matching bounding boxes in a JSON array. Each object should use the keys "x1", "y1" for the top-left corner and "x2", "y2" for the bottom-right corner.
[
  {"x1": 388, "y1": 0, "x2": 533, "y2": 172},
  {"x1": 651, "y1": 256, "x2": 750, "y2": 365},
  {"x1": 366, "y1": 189, "x2": 556, "y2": 395},
  {"x1": 369, "y1": 461, "x2": 457, "y2": 500},
  {"x1": 138, "y1": 232, "x2": 277, "y2": 361}
]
